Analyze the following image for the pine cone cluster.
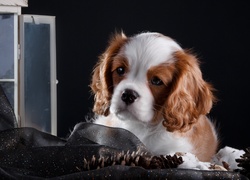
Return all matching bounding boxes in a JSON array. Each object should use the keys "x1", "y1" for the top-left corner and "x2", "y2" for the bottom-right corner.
[
  {"x1": 79, "y1": 150, "x2": 183, "y2": 171},
  {"x1": 236, "y1": 147, "x2": 250, "y2": 178}
]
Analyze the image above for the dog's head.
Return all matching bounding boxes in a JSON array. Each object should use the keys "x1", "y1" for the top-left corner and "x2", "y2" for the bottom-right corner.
[{"x1": 91, "y1": 32, "x2": 215, "y2": 132}]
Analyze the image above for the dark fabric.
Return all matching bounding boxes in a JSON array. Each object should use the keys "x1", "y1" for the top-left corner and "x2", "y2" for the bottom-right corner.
[
  {"x1": 67, "y1": 122, "x2": 149, "y2": 153},
  {"x1": 0, "y1": 126, "x2": 248, "y2": 179},
  {"x1": 0, "y1": 85, "x2": 248, "y2": 179},
  {"x1": 0, "y1": 85, "x2": 17, "y2": 131}
]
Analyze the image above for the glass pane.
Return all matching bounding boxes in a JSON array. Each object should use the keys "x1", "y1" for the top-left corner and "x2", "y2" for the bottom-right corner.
[
  {"x1": 0, "y1": 14, "x2": 14, "y2": 79},
  {"x1": 24, "y1": 22, "x2": 51, "y2": 133},
  {"x1": 0, "y1": 82, "x2": 14, "y2": 109}
]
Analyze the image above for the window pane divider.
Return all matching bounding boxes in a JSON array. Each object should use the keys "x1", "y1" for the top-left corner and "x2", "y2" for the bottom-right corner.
[{"x1": 0, "y1": 79, "x2": 15, "y2": 82}]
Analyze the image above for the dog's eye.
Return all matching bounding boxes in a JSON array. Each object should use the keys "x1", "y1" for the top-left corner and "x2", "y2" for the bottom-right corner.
[
  {"x1": 151, "y1": 76, "x2": 163, "y2": 86},
  {"x1": 116, "y1": 67, "x2": 125, "y2": 76}
]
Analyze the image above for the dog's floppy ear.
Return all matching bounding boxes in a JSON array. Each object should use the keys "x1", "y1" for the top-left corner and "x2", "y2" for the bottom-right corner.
[
  {"x1": 163, "y1": 50, "x2": 216, "y2": 132},
  {"x1": 91, "y1": 32, "x2": 127, "y2": 116}
]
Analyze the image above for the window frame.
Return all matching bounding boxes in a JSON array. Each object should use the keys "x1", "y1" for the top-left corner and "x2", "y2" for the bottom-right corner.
[
  {"x1": 0, "y1": 13, "x2": 19, "y2": 121},
  {"x1": 19, "y1": 14, "x2": 57, "y2": 135}
]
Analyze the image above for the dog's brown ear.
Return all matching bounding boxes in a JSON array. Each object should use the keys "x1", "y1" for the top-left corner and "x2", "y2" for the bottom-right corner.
[
  {"x1": 163, "y1": 50, "x2": 216, "y2": 132},
  {"x1": 90, "y1": 32, "x2": 127, "y2": 116}
]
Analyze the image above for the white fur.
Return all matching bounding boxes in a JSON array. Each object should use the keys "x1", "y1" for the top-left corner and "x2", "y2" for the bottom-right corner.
[
  {"x1": 211, "y1": 146, "x2": 245, "y2": 170},
  {"x1": 95, "y1": 114, "x2": 192, "y2": 156}
]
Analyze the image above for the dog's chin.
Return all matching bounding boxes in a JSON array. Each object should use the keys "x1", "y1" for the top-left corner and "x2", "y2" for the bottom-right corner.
[
  {"x1": 110, "y1": 107, "x2": 136, "y2": 121},
  {"x1": 110, "y1": 104, "x2": 139, "y2": 121},
  {"x1": 110, "y1": 104, "x2": 154, "y2": 123}
]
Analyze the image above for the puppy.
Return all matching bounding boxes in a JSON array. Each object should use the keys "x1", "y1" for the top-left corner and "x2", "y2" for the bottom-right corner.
[{"x1": 90, "y1": 32, "x2": 218, "y2": 162}]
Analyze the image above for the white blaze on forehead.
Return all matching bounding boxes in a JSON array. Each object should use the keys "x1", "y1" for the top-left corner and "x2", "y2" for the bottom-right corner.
[{"x1": 122, "y1": 32, "x2": 182, "y2": 71}]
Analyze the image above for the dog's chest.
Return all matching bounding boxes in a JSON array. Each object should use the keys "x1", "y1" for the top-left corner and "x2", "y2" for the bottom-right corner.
[
  {"x1": 123, "y1": 122, "x2": 193, "y2": 155},
  {"x1": 95, "y1": 115, "x2": 193, "y2": 155}
]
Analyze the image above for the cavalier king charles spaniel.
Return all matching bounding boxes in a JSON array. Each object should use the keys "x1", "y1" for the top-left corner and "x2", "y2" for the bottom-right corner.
[{"x1": 90, "y1": 32, "x2": 218, "y2": 162}]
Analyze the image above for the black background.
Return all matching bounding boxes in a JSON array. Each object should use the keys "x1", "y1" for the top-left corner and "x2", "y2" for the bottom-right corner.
[{"x1": 22, "y1": 1, "x2": 249, "y2": 150}]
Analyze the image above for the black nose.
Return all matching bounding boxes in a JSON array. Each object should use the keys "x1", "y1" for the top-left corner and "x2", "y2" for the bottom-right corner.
[{"x1": 121, "y1": 89, "x2": 139, "y2": 105}]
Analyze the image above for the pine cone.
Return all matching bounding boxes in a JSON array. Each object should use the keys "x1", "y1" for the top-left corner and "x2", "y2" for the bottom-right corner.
[
  {"x1": 235, "y1": 147, "x2": 250, "y2": 178},
  {"x1": 78, "y1": 150, "x2": 183, "y2": 171}
]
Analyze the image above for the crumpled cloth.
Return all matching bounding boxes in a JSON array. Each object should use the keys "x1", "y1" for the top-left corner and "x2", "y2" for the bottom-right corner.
[
  {"x1": 0, "y1": 85, "x2": 17, "y2": 131},
  {"x1": 0, "y1": 85, "x2": 248, "y2": 179}
]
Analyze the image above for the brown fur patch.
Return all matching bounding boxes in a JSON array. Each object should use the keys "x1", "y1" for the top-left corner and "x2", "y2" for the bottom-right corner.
[
  {"x1": 186, "y1": 116, "x2": 218, "y2": 161},
  {"x1": 147, "y1": 63, "x2": 176, "y2": 123},
  {"x1": 162, "y1": 50, "x2": 216, "y2": 132},
  {"x1": 91, "y1": 32, "x2": 128, "y2": 116},
  {"x1": 111, "y1": 57, "x2": 129, "y2": 86}
]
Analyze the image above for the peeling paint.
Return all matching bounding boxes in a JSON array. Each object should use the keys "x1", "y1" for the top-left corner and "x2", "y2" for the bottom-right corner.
[{"x1": 0, "y1": 0, "x2": 28, "y2": 7}]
